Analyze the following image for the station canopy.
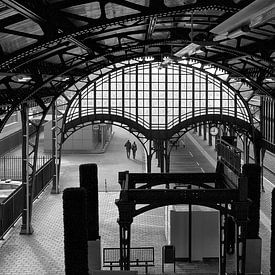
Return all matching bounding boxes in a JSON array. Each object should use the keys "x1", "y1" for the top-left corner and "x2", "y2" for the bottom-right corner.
[{"x1": 0, "y1": 0, "x2": 274, "y2": 148}]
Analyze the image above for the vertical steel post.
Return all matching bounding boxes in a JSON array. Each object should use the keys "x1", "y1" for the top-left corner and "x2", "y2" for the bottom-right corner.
[
  {"x1": 219, "y1": 209, "x2": 227, "y2": 274},
  {"x1": 147, "y1": 140, "x2": 152, "y2": 173},
  {"x1": 203, "y1": 123, "x2": 207, "y2": 140},
  {"x1": 236, "y1": 222, "x2": 247, "y2": 275},
  {"x1": 188, "y1": 184, "x2": 192, "y2": 262},
  {"x1": 160, "y1": 141, "x2": 165, "y2": 173},
  {"x1": 117, "y1": 201, "x2": 134, "y2": 271},
  {"x1": 208, "y1": 123, "x2": 213, "y2": 146},
  {"x1": 198, "y1": 123, "x2": 202, "y2": 136},
  {"x1": 51, "y1": 102, "x2": 59, "y2": 194},
  {"x1": 260, "y1": 148, "x2": 266, "y2": 191},
  {"x1": 164, "y1": 140, "x2": 170, "y2": 173},
  {"x1": 243, "y1": 136, "x2": 249, "y2": 164},
  {"x1": 101, "y1": 125, "x2": 104, "y2": 149},
  {"x1": 20, "y1": 103, "x2": 33, "y2": 235}
]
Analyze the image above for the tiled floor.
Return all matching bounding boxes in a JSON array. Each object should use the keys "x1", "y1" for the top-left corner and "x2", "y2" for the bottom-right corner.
[{"x1": 0, "y1": 126, "x2": 272, "y2": 274}]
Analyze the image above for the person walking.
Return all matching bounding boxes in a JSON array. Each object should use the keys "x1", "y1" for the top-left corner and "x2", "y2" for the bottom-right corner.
[
  {"x1": 131, "y1": 141, "x2": 137, "y2": 159},
  {"x1": 124, "y1": 139, "x2": 131, "y2": 158}
]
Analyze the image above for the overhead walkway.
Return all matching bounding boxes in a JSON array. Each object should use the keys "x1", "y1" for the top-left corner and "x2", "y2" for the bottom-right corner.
[{"x1": 0, "y1": 126, "x2": 272, "y2": 274}]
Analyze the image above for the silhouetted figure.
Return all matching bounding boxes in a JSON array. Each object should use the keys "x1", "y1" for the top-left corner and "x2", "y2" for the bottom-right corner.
[
  {"x1": 131, "y1": 142, "x2": 137, "y2": 159},
  {"x1": 124, "y1": 140, "x2": 131, "y2": 158},
  {"x1": 226, "y1": 216, "x2": 235, "y2": 254}
]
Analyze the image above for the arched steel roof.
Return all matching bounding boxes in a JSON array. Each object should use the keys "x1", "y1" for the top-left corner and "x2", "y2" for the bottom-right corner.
[{"x1": 0, "y1": 0, "x2": 274, "y2": 148}]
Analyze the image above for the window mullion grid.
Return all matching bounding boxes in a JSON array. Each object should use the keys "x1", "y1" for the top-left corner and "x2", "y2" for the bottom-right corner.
[
  {"x1": 108, "y1": 74, "x2": 111, "y2": 115},
  {"x1": 122, "y1": 68, "x2": 125, "y2": 118},
  {"x1": 149, "y1": 63, "x2": 152, "y2": 130},
  {"x1": 272, "y1": 100, "x2": 275, "y2": 144},
  {"x1": 94, "y1": 82, "x2": 97, "y2": 116},
  {"x1": 179, "y1": 65, "x2": 181, "y2": 123},
  {"x1": 234, "y1": 93, "x2": 237, "y2": 120},
  {"x1": 206, "y1": 74, "x2": 208, "y2": 116},
  {"x1": 135, "y1": 65, "x2": 138, "y2": 124},
  {"x1": 220, "y1": 82, "x2": 222, "y2": 117},
  {"x1": 165, "y1": 67, "x2": 168, "y2": 130},
  {"x1": 192, "y1": 68, "x2": 195, "y2": 118},
  {"x1": 78, "y1": 92, "x2": 81, "y2": 118}
]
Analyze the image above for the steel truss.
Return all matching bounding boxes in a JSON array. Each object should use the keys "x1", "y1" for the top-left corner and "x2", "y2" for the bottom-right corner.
[
  {"x1": 18, "y1": 81, "x2": 74, "y2": 233},
  {"x1": 14, "y1": 56, "x2": 263, "y2": 233},
  {"x1": 0, "y1": 3, "x2": 274, "y2": 148},
  {"x1": 53, "y1": 61, "x2": 260, "y2": 174},
  {"x1": 116, "y1": 171, "x2": 249, "y2": 274}
]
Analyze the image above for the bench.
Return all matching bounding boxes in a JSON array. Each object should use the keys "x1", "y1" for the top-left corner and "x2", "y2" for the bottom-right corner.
[{"x1": 103, "y1": 247, "x2": 154, "y2": 274}]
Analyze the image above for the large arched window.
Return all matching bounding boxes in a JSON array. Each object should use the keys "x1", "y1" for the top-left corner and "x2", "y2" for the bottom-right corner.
[{"x1": 66, "y1": 62, "x2": 250, "y2": 130}]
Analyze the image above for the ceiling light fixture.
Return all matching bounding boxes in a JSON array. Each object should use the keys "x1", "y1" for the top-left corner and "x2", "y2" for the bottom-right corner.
[
  {"x1": 174, "y1": 43, "x2": 201, "y2": 57},
  {"x1": 13, "y1": 74, "x2": 32, "y2": 82},
  {"x1": 213, "y1": 26, "x2": 250, "y2": 41},
  {"x1": 264, "y1": 77, "x2": 275, "y2": 82}
]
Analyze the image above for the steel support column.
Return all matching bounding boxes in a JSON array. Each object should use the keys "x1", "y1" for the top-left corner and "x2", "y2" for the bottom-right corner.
[
  {"x1": 118, "y1": 221, "x2": 132, "y2": 270},
  {"x1": 233, "y1": 200, "x2": 249, "y2": 275},
  {"x1": 208, "y1": 123, "x2": 213, "y2": 146},
  {"x1": 219, "y1": 208, "x2": 228, "y2": 274},
  {"x1": 203, "y1": 123, "x2": 207, "y2": 140},
  {"x1": 51, "y1": 102, "x2": 59, "y2": 194},
  {"x1": 160, "y1": 141, "x2": 166, "y2": 173},
  {"x1": 147, "y1": 140, "x2": 152, "y2": 173},
  {"x1": 164, "y1": 140, "x2": 170, "y2": 173},
  {"x1": 236, "y1": 222, "x2": 247, "y2": 275},
  {"x1": 101, "y1": 125, "x2": 104, "y2": 149},
  {"x1": 260, "y1": 148, "x2": 266, "y2": 191},
  {"x1": 20, "y1": 104, "x2": 34, "y2": 235},
  {"x1": 156, "y1": 140, "x2": 165, "y2": 172},
  {"x1": 116, "y1": 201, "x2": 135, "y2": 271},
  {"x1": 243, "y1": 136, "x2": 249, "y2": 164},
  {"x1": 198, "y1": 123, "x2": 202, "y2": 136},
  {"x1": 188, "y1": 184, "x2": 192, "y2": 263}
]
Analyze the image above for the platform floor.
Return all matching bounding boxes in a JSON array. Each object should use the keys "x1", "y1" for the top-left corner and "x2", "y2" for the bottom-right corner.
[{"x1": 0, "y1": 126, "x2": 272, "y2": 274}]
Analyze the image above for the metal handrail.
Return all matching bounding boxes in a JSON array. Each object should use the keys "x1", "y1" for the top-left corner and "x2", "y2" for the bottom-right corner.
[{"x1": 0, "y1": 158, "x2": 54, "y2": 239}]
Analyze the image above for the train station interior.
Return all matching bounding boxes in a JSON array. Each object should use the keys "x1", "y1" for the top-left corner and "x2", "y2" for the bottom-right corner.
[{"x1": 0, "y1": 0, "x2": 274, "y2": 274}]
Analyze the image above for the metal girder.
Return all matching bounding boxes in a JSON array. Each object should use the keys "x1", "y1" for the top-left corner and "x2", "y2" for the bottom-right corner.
[
  {"x1": 116, "y1": 169, "x2": 249, "y2": 274},
  {"x1": 0, "y1": 13, "x2": 25, "y2": 27},
  {"x1": 1, "y1": 0, "x2": 47, "y2": 24},
  {"x1": 122, "y1": 172, "x2": 219, "y2": 189},
  {"x1": 2, "y1": 41, "x2": 270, "y2": 108},
  {"x1": 144, "y1": 16, "x2": 157, "y2": 55},
  {"x1": 125, "y1": 189, "x2": 238, "y2": 205},
  {"x1": 0, "y1": 2, "x2": 240, "y2": 71},
  {"x1": 2, "y1": 0, "x2": 91, "y2": 53},
  {"x1": 0, "y1": 28, "x2": 41, "y2": 40}
]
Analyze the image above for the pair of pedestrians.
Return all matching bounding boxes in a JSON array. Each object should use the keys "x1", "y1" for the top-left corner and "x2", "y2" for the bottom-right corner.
[{"x1": 124, "y1": 140, "x2": 137, "y2": 159}]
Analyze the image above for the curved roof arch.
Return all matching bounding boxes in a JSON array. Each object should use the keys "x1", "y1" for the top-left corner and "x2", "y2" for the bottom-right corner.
[
  {"x1": 59, "y1": 61, "x2": 255, "y2": 141},
  {"x1": 0, "y1": 1, "x2": 274, "y2": 106},
  {"x1": 0, "y1": 0, "x2": 274, "y2": 151}
]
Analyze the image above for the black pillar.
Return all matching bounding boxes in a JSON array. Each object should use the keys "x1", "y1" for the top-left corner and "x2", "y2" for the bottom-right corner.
[
  {"x1": 116, "y1": 201, "x2": 135, "y2": 270},
  {"x1": 79, "y1": 163, "x2": 99, "y2": 241},
  {"x1": 63, "y1": 188, "x2": 88, "y2": 275},
  {"x1": 20, "y1": 103, "x2": 34, "y2": 235},
  {"x1": 242, "y1": 164, "x2": 261, "y2": 239},
  {"x1": 51, "y1": 102, "x2": 59, "y2": 194},
  {"x1": 271, "y1": 188, "x2": 275, "y2": 274}
]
